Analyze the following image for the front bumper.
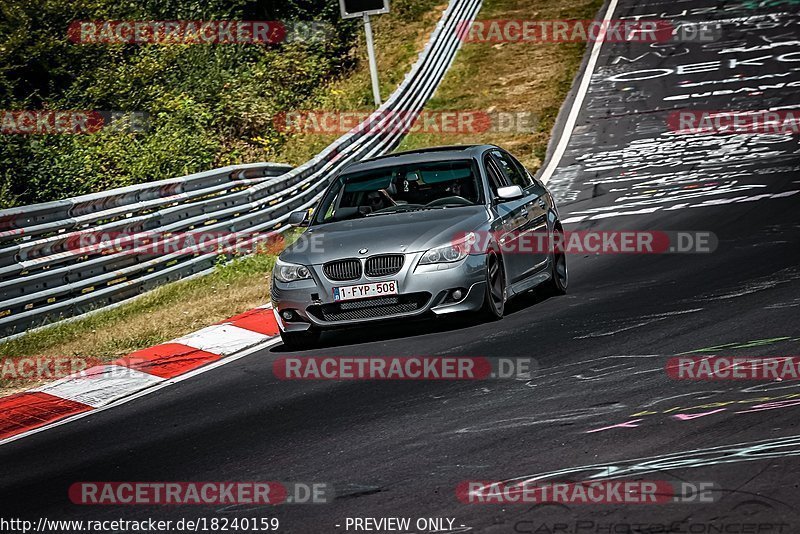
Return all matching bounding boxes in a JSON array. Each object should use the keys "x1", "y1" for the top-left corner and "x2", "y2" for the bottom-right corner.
[{"x1": 271, "y1": 252, "x2": 487, "y2": 332}]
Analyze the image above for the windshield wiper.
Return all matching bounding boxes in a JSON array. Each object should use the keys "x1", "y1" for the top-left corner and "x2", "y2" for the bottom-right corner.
[
  {"x1": 366, "y1": 206, "x2": 421, "y2": 216},
  {"x1": 365, "y1": 204, "x2": 471, "y2": 216}
]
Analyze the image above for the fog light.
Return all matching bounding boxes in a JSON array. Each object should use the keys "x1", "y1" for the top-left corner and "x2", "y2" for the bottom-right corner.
[
  {"x1": 451, "y1": 289, "x2": 464, "y2": 301},
  {"x1": 281, "y1": 310, "x2": 294, "y2": 320}
]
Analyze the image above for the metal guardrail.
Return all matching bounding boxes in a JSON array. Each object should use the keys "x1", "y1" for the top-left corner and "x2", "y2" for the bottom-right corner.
[
  {"x1": 0, "y1": 0, "x2": 483, "y2": 340},
  {"x1": 0, "y1": 162, "x2": 293, "y2": 244}
]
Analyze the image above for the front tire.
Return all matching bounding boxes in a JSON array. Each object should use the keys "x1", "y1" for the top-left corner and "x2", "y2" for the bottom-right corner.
[
  {"x1": 480, "y1": 251, "x2": 506, "y2": 320},
  {"x1": 279, "y1": 328, "x2": 321, "y2": 350}
]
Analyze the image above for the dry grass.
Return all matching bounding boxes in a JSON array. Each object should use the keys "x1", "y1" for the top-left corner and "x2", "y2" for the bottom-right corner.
[{"x1": 398, "y1": 0, "x2": 604, "y2": 170}]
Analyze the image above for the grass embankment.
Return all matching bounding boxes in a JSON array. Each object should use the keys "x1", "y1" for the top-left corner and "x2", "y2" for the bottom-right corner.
[
  {"x1": 0, "y1": 0, "x2": 603, "y2": 394},
  {"x1": 398, "y1": 0, "x2": 604, "y2": 171}
]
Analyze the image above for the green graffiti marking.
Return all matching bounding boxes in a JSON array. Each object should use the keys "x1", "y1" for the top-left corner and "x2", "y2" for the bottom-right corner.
[{"x1": 742, "y1": 0, "x2": 800, "y2": 8}]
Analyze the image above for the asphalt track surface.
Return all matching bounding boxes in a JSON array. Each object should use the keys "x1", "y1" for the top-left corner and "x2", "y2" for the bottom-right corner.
[{"x1": 2, "y1": 0, "x2": 800, "y2": 532}]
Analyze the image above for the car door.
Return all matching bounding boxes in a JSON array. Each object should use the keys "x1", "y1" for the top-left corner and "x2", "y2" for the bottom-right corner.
[
  {"x1": 489, "y1": 149, "x2": 549, "y2": 282},
  {"x1": 511, "y1": 154, "x2": 552, "y2": 258},
  {"x1": 484, "y1": 152, "x2": 530, "y2": 284}
]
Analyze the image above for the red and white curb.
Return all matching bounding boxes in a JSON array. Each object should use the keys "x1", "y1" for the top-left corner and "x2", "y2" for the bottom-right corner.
[{"x1": 0, "y1": 304, "x2": 280, "y2": 445}]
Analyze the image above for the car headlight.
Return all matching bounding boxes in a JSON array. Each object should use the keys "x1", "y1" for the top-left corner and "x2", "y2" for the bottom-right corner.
[
  {"x1": 419, "y1": 233, "x2": 476, "y2": 265},
  {"x1": 273, "y1": 258, "x2": 312, "y2": 283}
]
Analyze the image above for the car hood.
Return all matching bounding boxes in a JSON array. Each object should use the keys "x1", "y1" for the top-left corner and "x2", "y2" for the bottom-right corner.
[{"x1": 280, "y1": 206, "x2": 490, "y2": 265}]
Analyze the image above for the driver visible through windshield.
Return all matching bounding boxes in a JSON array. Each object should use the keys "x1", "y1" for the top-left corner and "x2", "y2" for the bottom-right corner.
[{"x1": 315, "y1": 160, "x2": 483, "y2": 224}]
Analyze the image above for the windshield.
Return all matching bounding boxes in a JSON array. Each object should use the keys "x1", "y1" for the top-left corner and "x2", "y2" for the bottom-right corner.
[{"x1": 313, "y1": 159, "x2": 483, "y2": 224}]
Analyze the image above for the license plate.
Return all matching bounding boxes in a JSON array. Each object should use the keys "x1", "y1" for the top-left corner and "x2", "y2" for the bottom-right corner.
[{"x1": 333, "y1": 280, "x2": 398, "y2": 302}]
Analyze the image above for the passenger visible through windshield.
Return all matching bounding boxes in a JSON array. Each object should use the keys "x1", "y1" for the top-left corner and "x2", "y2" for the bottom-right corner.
[{"x1": 315, "y1": 160, "x2": 482, "y2": 224}]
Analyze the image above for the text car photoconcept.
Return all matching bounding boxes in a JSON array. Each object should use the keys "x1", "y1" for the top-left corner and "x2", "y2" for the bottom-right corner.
[{"x1": 271, "y1": 145, "x2": 568, "y2": 348}]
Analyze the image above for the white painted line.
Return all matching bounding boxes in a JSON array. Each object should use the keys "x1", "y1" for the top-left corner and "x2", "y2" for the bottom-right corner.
[
  {"x1": 34, "y1": 365, "x2": 164, "y2": 408},
  {"x1": 538, "y1": 0, "x2": 619, "y2": 185},
  {"x1": 0, "y1": 336, "x2": 282, "y2": 447},
  {"x1": 173, "y1": 324, "x2": 270, "y2": 355}
]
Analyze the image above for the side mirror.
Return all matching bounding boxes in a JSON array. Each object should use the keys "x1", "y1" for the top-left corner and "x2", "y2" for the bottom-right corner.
[
  {"x1": 288, "y1": 211, "x2": 310, "y2": 227},
  {"x1": 496, "y1": 185, "x2": 524, "y2": 202}
]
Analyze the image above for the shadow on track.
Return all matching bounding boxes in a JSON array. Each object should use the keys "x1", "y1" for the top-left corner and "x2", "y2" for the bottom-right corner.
[{"x1": 269, "y1": 289, "x2": 558, "y2": 352}]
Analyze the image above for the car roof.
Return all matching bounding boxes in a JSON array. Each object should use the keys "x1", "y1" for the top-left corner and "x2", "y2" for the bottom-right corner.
[{"x1": 341, "y1": 145, "x2": 496, "y2": 174}]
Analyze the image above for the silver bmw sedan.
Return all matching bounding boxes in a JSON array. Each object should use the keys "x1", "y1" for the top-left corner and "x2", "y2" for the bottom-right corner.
[{"x1": 271, "y1": 145, "x2": 567, "y2": 348}]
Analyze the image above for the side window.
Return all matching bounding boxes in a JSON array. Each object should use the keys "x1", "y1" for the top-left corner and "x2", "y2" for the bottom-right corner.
[
  {"x1": 510, "y1": 153, "x2": 538, "y2": 189},
  {"x1": 484, "y1": 155, "x2": 508, "y2": 196},
  {"x1": 491, "y1": 150, "x2": 530, "y2": 189}
]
